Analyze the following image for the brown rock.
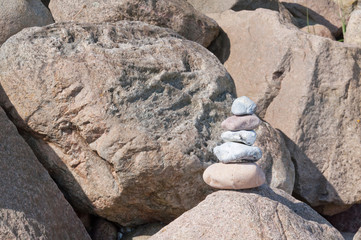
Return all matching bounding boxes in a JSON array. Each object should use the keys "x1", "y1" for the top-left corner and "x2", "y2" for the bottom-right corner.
[
  {"x1": 48, "y1": 0, "x2": 218, "y2": 47},
  {"x1": 208, "y1": 8, "x2": 361, "y2": 215},
  {"x1": 301, "y1": 24, "x2": 335, "y2": 40},
  {"x1": 256, "y1": 121, "x2": 295, "y2": 194},
  {"x1": 203, "y1": 163, "x2": 266, "y2": 189},
  {"x1": 0, "y1": 21, "x2": 235, "y2": 226},
  {"x1": 221, "y1": 114, "x2": 261, "y2": 131},
  {"x1": 280, "y1": 0, "x2": 343, "y2": 36},
  {"x1": 150, "y1": 186, "x2": 344, "y2": 240},
  {"x1": 0, "y1": 0, "x2": 53, "y2": 45},
  {"x1": 0, "y1": 107, "x2": 90, "y2": 239}
]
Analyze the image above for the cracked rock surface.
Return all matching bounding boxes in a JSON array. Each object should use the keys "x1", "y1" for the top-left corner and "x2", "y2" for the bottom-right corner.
[
  {"x1": 49, "y1": 0, "x2": 219, "y2": 47},
  {"x1": 150, "y1": 185, "x2": 343, "y2": 240},
  {"x1": 0, "y1": 21, "x2": 235, "y2": 225}
]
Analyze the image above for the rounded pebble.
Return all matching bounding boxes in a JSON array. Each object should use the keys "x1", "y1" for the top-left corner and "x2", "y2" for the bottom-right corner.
[
  {"x1": 221, "y1": 130, "x2": 257, "y2": 145},
  {"x1": 203, "y1": 163, "x2": 266, "y2": 190},
  {"x1": 231, "y1": 96, "x2": 257, "y2": 115},
  {"x1": 213, "y1": 142, "x2": 262, "y2": 163},
  {"x1": 221, "y1": 114, "x2": 261, "y2": 131}
]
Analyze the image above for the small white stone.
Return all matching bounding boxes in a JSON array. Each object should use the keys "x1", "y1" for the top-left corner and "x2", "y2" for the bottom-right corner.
[
  {"x1": 221, "y1": 130, "x2": 257, "y2": 145},
  {"x1": 213, "y1": 142, "x2": 262, "y2": 163},
  {"x1": 231, "y1": 96, "x2": 257, "y2": 115}
]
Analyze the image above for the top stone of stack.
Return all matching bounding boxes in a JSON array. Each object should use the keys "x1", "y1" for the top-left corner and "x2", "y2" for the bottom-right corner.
[{"x1": 231, "y1": 96, "x2": 257, "y2": 115}]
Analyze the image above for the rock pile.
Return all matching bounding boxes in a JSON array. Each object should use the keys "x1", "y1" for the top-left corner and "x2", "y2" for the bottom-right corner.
[{"x1": 203, "y1": 96, "x2": 265, "y2": 189}]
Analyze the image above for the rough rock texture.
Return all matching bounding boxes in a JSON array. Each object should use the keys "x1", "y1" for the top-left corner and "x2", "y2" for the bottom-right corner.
[
  {"x1": 256, "y1": 121, "x2": 295, "y2": 194},
  {"x1": 48, "y1": 0, "x2": 218, "y2": 47},
  {"x1": 0, "y1": 0, "x2": 53, "y2": 45},
  {"x1": 0, "y1": 21, "x2": 235, "y2": 226},
  {"x1": 300, "y1": 24, "x2": 335, "y2": 40},
  {"x1": 187, "y1": 0, "x2": 279, "y2": 13},
  {"x1": 345, "y1": 10, "x2": 361, "y2": 45},
  {"x1": 0, "y1": 107, "x2": 90, "y2": 239},
  {"x1": 209, "y1": 8, "x2": 361, "y2": 215},
  {"x1": 150, "y1": 186, "x2": 344, "y2": 240},
  {"x1": 279, "y1": 0, "x2": 342, "y2": 36}
]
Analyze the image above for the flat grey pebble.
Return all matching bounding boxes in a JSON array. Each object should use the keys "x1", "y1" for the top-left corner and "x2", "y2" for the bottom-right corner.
[
  {"x1": 221, "y1": 130, "x2": 257, "y2": 145},
  {"x1": 213, "y1": 142, "x2": 262, "y2": 163},
  {"x1": 231, "y1": 96, "x2": 257, "y2": 115}
]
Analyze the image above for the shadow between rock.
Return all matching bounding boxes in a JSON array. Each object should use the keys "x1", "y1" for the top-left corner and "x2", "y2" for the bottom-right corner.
[
  {"x1": 277, "y1": 130, "x2": 344, "y2": 215},
  {"x1": 0, "y1": 84, "x2": 94, "y2": 221}
]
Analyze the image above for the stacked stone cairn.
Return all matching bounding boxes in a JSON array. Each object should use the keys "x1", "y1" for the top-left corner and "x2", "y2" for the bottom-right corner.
[{"x1": 203, "y1": 96, "x2": 266, "y2": 190}]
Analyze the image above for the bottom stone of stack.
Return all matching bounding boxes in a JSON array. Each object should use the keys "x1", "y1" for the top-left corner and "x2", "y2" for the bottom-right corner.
[{"x1": 203, "y1": 163, "x2": 265, "y2": 190}]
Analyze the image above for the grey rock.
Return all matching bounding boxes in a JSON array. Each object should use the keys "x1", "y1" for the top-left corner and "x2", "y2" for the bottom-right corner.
[
  {"x1": 0, "y1": 0, "x2": 54, "y2": 45},
  {"x1": 48, "y1": 0, "x2": 219, "y2": 47},
  {"x1": 221, "y1": 130, "x2": 257, "y2": 145},
  {"x1": 221, "y1": 114, "x2": 261, "y2": 131},
  {"x1": 0, "y1": 21, "x2": 235, "y2": 226},
  {"x1": 231, "y1": 95, "x2": 257, "y2": 115},
  {"x1": 209, "y1": 8, "x2": 361, "y2": 215},
  {"x1": 214, "y1": 142, "x2": 262, "y2": 163},
  {"x1": 150, "y1": 185, "x2": 344, "y2": 240},
  {"x1": 256, "y1": 121, "x2": 295, "y2": 194},
  {"x1": 0, "y1": 107, "x2": 90, "y2": 239}
]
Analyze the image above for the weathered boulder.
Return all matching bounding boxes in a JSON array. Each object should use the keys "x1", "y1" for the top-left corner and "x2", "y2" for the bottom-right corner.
[
  {"x1": 0, "y1": 21, "x2": 235, "y2": 225},
  {"x1": 208, "y1": 8, "x2": 361, "y2": 215},
  {"x1": 0, "y1": 106, "x2": 90, "y2": 239},
  {"x1": 256, "y1": 121, "x2": 295, "y2": 194},
  {"x1": 345, "y1": 9, "x2": 361, "y2": 45},
  {"x1": 279, "y1": 0, "x2": 343, "y2": 36},
  {"x1": 150, "y1": 185, "x2": 344, "y2": 240},
  {"x1": 48, "y1": 0, "x2": 218, "y2": 47},
  {"x1": 187, "y1": 0, "x2": 279, "y2": 13},
  {"x1": 0, "y1": 0, "x2": 53, "y2": 45}
]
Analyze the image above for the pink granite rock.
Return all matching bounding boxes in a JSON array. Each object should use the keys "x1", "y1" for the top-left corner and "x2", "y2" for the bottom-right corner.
[
  {"x1": 203, "y1": 162, "x2": 266, "y2": 189},
  {"x1": 221, "y1": 114, "x2": 261, "y2": 131}
]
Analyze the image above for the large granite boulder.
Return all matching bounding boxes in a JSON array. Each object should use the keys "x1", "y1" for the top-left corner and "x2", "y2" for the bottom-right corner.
[
  {"x1": 0, "y1": 106, "x2": 90, "y2": 239},
  {"x1": 150, "y1": 186, "x2": 343, "y2": 240},
  {"x1": 48, "y1": 0, "x2": 218, "y2": 47},
  {"x1": 345, "y1": 9, "x2": 361, "y2": 45},
  {"x1": 0, "y1": 0, "x2": 53, "y2": 45},
  {"x1": 208, "y1": 8, "x2": 361, "y2": 215},
  {"x1": 0, "y1": 21, "x2": 235, "y2": 226}
]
